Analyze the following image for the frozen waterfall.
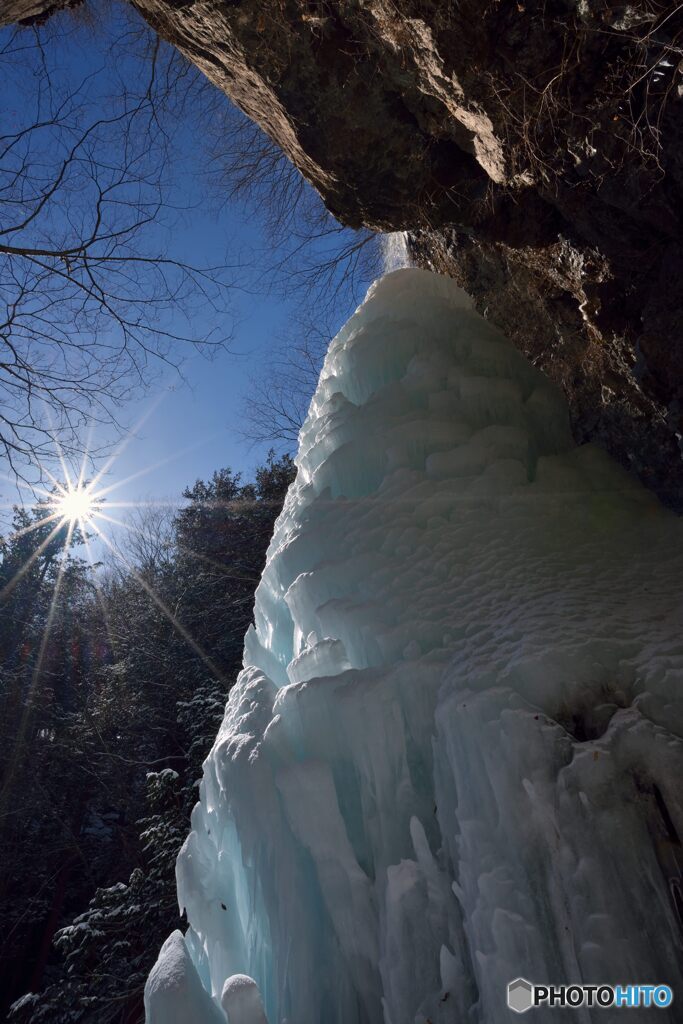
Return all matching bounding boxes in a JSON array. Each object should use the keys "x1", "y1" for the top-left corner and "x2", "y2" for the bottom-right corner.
[
  {"x1": 146, "y1": 269, "x2": 683, "y2": 1023},
  {"x1": 381, "y1": 232, "x2": 410, "y2": 272}
]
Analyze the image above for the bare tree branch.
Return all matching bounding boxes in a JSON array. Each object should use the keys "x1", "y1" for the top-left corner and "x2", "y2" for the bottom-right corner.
[
  {"x1": 202, "y1": 106, "x2": 384, "y2": 447},
  {"x1": 0, "y1": 6, "x2": 235, "y2": 484}
]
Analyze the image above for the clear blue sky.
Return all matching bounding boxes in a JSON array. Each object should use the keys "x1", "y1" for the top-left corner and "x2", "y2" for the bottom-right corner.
[
  {"x1": 0, "y1": 3, "x2": 380, "y2": 542},
  {"x1": 80, "y1": 202, "x2": 297, "y2": 520}
]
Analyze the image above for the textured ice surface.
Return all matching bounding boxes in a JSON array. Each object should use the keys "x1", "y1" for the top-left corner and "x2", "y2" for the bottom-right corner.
[
  {"x1": 221, "y1": 974, "x2": 268, "y2": 1024},
  {"x1": 147, "y1": 270, "x2": 683, "y2": 1023},
  {"x1": 144, "y1": 931, "x2": 225, "y2": 1024}
]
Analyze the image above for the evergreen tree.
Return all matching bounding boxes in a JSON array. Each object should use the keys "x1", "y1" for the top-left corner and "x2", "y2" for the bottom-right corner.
[{"x1": 5, "y1": 454, "x2": 294, "y2": 1023}]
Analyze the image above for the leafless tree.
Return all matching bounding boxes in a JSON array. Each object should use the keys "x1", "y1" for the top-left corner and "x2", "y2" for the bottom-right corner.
[
  {"x1": 0, "y1": 7, "x2": 234, "y2": 484},
  {"x1": 206, "y1": 110, "x2": 383, "y2": 310},
  {"x1": 238, "y1": 309, "x2": 328, "y2": 448},
  {"x1": 105, "y1": 501, "x2": 175, "y2": 579},
  {"x1": 0, "y1": 0, "x2": 384, "y2": 471},
  {"x1": 203, "y1": 107, "x2": 386, "y2": 447}
]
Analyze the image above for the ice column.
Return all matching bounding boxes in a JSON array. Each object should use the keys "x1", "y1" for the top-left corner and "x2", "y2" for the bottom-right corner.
[{"x1": 147, "y1": 269, "x2": 683, "y2": 1024}]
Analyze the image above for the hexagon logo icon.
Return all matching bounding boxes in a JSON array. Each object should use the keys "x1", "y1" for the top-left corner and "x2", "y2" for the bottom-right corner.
[{"x1": 508, "y1": 978, "x2": 533, "y2": 1013}]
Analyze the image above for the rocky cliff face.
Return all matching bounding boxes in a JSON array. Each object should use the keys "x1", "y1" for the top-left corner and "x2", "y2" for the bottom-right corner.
[
  {"x1": 5, "y1": 0, "x2": 683, "y2": 506},
  {"x1": 407, "y1": 225, "x2": 683, "y2": 509}
]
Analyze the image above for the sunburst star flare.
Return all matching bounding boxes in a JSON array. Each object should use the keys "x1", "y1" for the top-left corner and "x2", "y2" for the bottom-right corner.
[{"x1": 54, "y1": 485, "x2": 101, "y2": 525}]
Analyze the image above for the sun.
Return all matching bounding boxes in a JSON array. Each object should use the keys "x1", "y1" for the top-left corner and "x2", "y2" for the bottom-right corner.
[{"x1": 55, "y1": 485, "x2": 100, "y2": 524}]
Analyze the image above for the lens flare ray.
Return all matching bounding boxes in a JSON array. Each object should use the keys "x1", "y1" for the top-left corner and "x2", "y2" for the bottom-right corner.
[
  {"x1": 90, "y1": 520, "x2": 228, "y2": 686},
  {"x1": 1, "y1": 420, "x2": 233, "y2": 727}
]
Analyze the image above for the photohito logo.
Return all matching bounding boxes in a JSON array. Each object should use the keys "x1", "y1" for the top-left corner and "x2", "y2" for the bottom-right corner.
[{"x1": 507, "y1": 979, "x2": 673, "y2": 1013}]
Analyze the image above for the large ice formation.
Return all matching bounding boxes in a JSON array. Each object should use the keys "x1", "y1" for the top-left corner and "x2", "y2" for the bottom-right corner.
[{"x1": 146, "y1": 269, "x2": 683, "y2": 1023}]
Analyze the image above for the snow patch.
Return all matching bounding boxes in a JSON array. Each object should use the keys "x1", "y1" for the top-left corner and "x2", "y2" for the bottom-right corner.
[{"x1": 221, "y1": 974, "x2": 268, "y2": 1024}]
